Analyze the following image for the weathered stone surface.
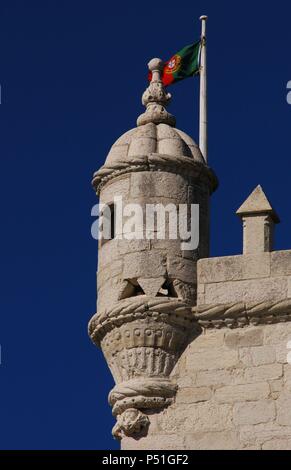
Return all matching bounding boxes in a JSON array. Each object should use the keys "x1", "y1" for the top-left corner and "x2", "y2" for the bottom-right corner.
[
  {"x1": 158, "y1": 402, "x2": 233, "y2": 434},
  {"x1": 276, "y1": 397, "x2": 291, "y2": 425},
  {"x1": 123, "y1": 251, "x2": 166, "y2": 279},
  {"x1": 167, "y1": 256, "x2": 196, "y2": 284},
  {"x1": 176, "y1": 387, "x2": 212, "y2": 404},
  {"x1": 269, "y1": 379, "x2": 283, "y2": 393},
  {"x1": 122, "y1": 434, "x2": 185, "y2": 450},
  {"x1": 130, "y1": 172, "x2": 188, "y2": 200},
  {"x1": 176, "y1": 374, "x2": 195, "y2": 388},
  {"x1": 98, "y1": 239, "x2": 150, "y2": 268},
  {"x1": 184, "y1": 430, "x2": 240, "y2": 450},
  {"x1": 188, "y1": 329, "x2": 225, "y2": 352},
  {"x1": 117, "y1": 239, "x2": 151, "y2": 255},
  {"x1": 238, "y1": 348, "x2": 253, "y2": 366},
  {"x1": 274, "y1": 342, "x2": 290, "y2": 364},
  {"x1": 233, "y1": 401, "x2": 275, "y2": 425},
  {"x1": 271, "y1": 250, "x2": 291, "y2": 276},
  {"x1": 225, "y1": 328, "x2": 263, "y2": 349},
  {"x1": 158, "y1": 137, "x2": 189, "y2": 157},
  {"x1": 204, "y1": 277, "x2": 287, "y2": 304},
  {"x1": 100, "y1": 175, "x2": 130, "y2": 203},
  {"x1": 250, "y1": 345, "x2": 276, "y2": 366},
  {"x1": 215, "y1": 382, "x2": 270, "y2": 403},
  {"x1": 264, "y1": 322, "x2": 291, "y2": 344},
  {"x1": 97, "y1": 259, "x2": 123, "y2": 287},
  {"x1": 105, "y1": 145, "x2": 130, "y2": 165},
  {"x1": 241, "y1": 215, "x2": 275, "y2": 254},
  {"x1": 195, "y1": 369, "x2": 233, "y2": 387},
  {"x1": 186, "y1": 349, "x2": 238, "y2": 371},
  {"x1": 262, "y1": 438, "x2": 291, "y2": 450},
  {"x1": 240, "y1": 423, "x2": 291, "y2": 446},
  {"x1": 243, "y1": 364, "x2": 283, "y2": 383},
  {"x1": 198, "y1": 254, "x2": 270, "y2": 284}
]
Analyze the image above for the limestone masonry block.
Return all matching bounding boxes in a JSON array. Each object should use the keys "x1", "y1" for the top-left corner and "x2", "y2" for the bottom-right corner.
[
  {"x1": 122, "y1": 434, "x2": 185, "y2": 451},
  {"x1": 264, "y1": 322, "x2": 291, "y2": 344},
  {"x1": 195, "y1": 369, "x2": 233, "y2": 387},
  {"x1": 262, "y1": 439, "x2": 291, "y2": 450},
  {"x1": 198, "y1": 253, "x2": 270, "y2": 284},
  {"x1": 184, "y1": 430, "x2": 240, "y2": 450},
  {"x1": 233, "y1": 400, "x2": 276, "y2": 426},
  {"x1": 98, "y1": 239, "x2": 150, "y2": 267},
  {"x1": 271, "y1": 250, "x2": 291, "y2": 276},
  {"x1": 97, "y1": 259, "x2": 123, "y2": 287},
  {"x1": 158, "y1": 137, "x2": 189, "y2": 157},
  {"x1": 249, "y1": 345, "x2": 276, "y2": 366},
  {"x1": 243, "y1": 364, "x2": 283, "y2": 383},
  {"x1": 130, "y1": 171, "x2": 188, "y2": 200},
  {"x1": 188, "y1": 329, "x2": 225, "y2": 352},
  {"x1": 123, "y1": 251, "x2": 166, "y2": 279},
  {"x1": 158, "y1": 402, "x2": 233, "y2": 434},
  {"x1": 214, "y1": 382, "x2": 270, "y2": 403},
  {"x1": 240, "y1": 423, "x2": 291, "y2": 446},
  {"x1": 225, "y1": 328, "x2": 264, "y2": 348},
  {"x1": 204, "y1": 277, "x2": 287, "y2": 304},
  {"x1": 100, "y1": 175, "x2": 130, "y2": 204},
  {"x1": 276, "y1": 397, "x2": 291, "y2": 426},
  {"x1": 186, "y1": 348, "x2": 238, "y2": 371},
  {"x1": 176, "y1": 386, "x2": 212, "y2": 404},
  {"x1": 128, "y1": 137, "x2": 156, "y2": 157}
]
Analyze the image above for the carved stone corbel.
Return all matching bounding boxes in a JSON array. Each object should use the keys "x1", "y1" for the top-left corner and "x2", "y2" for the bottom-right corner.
[{"x1": 88, "y1": 297, "x2": 198, "y2": 439}]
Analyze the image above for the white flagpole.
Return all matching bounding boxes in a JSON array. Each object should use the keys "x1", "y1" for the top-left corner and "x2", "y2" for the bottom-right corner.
[{"x1": 199, "y1": 15, "x2": 208, "y2": 163}]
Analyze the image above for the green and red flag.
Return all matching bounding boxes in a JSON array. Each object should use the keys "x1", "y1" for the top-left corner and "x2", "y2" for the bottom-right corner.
[{"x1": 149, "y1": 40, "x2": 201, "y2": 87}]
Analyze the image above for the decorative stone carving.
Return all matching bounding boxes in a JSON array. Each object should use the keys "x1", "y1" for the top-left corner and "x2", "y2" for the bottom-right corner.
[
  {"x1": 137, "y1": 58, "x2": 176, "y2": 127},
  {"x1": 92, "y1": 153, "x2": 218, "y2": 195},
  {"x1": 89, "y1": 297, "x2": 199, "y2": 439},
  {"x1": 193, "y1": 298, "x2": 291, "y2": 329}
]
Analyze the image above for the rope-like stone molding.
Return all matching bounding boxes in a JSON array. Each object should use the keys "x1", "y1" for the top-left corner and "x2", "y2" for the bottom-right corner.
[
  {"x1": 92, "y1": 153, "x2": 218, "y2": 195},
  {"x1": 109, "y1": 378, "x2": 177, "y2": 439},
  {"x1": 109, "y1": 378, "x2": 177, "y2": 416},
  {"x1": 89, "y1": 296, "x2": 195, "y2": 346},
  {"x1": 193, "y1": 298, "x2": 291, "y2": 329}
]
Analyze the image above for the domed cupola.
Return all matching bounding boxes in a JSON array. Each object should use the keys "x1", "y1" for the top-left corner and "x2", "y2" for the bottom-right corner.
[{"x1": 92, "y1": 58, "x2": 217, "y2": 195}]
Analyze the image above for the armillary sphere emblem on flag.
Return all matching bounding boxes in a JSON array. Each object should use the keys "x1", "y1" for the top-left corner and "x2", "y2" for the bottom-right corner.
[{"x1": 165, "y1": 55, "x2": 182, "y2": 74}]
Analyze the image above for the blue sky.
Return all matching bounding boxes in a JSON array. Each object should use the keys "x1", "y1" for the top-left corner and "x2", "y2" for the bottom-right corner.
[{"x1": 0, "y1": 0, "x2": 291, "y2": 450}]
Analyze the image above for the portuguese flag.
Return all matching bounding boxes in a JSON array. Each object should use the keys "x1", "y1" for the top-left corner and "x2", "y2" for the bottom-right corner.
[{"x1": 149, "y1": 41, "x2": 201, "y2": 87}]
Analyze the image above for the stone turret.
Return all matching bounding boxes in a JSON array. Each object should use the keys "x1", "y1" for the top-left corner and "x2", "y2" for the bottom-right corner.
[
  {"x1": 236, "y1": 185, "x2": 280, "y2": 255},
  {"x1": 89, "y1": 58, "x2": 217, "y2": 439}
]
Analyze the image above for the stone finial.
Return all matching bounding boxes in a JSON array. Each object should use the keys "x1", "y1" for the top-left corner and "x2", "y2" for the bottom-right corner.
[
  {"x1": 137, "y1": 58, "x2": 176, "y2": 127},
  {"x1": 236, "y1": 185, "x2": 280, "y2": 254}
]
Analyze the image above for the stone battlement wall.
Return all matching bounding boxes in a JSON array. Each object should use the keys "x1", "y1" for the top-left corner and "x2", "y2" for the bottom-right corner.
[{"x1": 198, "y1": 251, "x2": 291, "y2": 305}]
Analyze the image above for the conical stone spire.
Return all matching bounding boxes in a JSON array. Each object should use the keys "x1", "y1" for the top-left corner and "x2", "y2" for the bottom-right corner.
[
  {"x1": 236, "y1": 184, "x2": 279, "y2": 222},
  {"x1": 137, "y1": 58, "x2": 176, "y2": 127}
]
